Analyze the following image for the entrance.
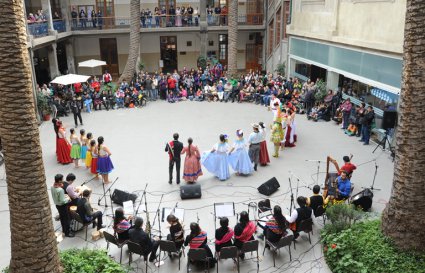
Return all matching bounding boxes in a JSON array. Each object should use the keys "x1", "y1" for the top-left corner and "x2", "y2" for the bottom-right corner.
[
  {"x1": 33, "y1": 48, "x2": 50, "y2": 85},
  {"x1": 160, "y1": 36, "x2": 178, "y2": 73},
  {"x1": 56, "y1": 42, "x2": 68, "y2": 75},
  {"x1": 246, "y1": 44, "x2": 262, "y2": 72},
  {"x1": 99, "y1": 38, "x2": 119, "y2": 77},
  {"x1": 310, "y1": 65, "x2": 327, "y2": 83}
]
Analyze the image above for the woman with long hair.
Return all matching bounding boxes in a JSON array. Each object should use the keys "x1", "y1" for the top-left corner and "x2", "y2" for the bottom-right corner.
[
  {"x1": 228, "y1": 129, "x2": 254, "y2": 175},
  {"x1": 259, "y1": 205, "x2": 288, "y2": 245},
  {"x1": 181, "y1": 137, "x2": 203, "y2": 183},
  {"x1": 96, "y1": 136, "x2": 114, "y2": 183},
  {"x1": 215, "y1": 217, "x2": 234, "y2": 252},
  {"x1": 113, "y1": 207, "x2": 133, "y2": 241},
  {"x1": 80, "y1": 129, "x2": 87, "y2": 162},
  {"x1": 89, "y1": 140, "x2": 98, "y2": 176},
  {"x1": 69, "y1": 128, "x2": 81, "y2": 167},
  {"x1": 85, "y1": 133, "x2": 93, "y2": 168},
  {"x1": 166, "y1": 214, "x2": 185, "y2": 250},
  {"x1": 184, "y1": 223, "x2": 215, "y2": 263},
  {"x1": 56, "y1": 120, "x2": 72, "y2": 164},
  {"x1": 234, "y1": 211, "x2": 256, "y2": 259},
  {"x1": 258, "y1": 122, "x2": 270, "y2": 165},
  {"x1": 201, "y1": 134, "x2": 230, "y2": 181}
]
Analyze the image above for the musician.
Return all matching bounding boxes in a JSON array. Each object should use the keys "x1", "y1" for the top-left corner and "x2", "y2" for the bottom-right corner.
[
  {"x1": 336, "y1": 171, "x2": 352, "y2": 200},
  {"x1": 128, "y1": 217, "x2": 159, "y2": 262},
  {"x1": 51, "y1": 174, "x2": 74, "y2": 237},
  {"x1": 184, "y1": 223, "x2": 215, "y2": 263},
  {"x1": 234, "y1": 211, "x2": 256, "y2": 259},
  {"x1": 166, "y1": 214, "x2": 185, "y2": 250},
  {"x1": 329, "y1": 154, "x2": 356, "y2": 178},
  {"x1": 65, "y1": 173, "x2": 81, "y2": 206},
  {"x1": 113, "y1": 208, "x2": 133, "y2": 241},
  {"x1": 215, "y1": 217, "x2": 234, "y2": 252},
  {"x1": 77, "y1": 190, "x2": 105, "y2": 230},
  {"x1": 165, "y1": 133, "x2": 183, "y2": 184},
  {"x1": 258, "y1": 205, "x2": 288, "y2": 245},
  {"x1": 307, "y1": 185, "x2": 328, "y2": 215},
  {"x1": 287, "y1": 196, "x2": 313, "y2": 239}
]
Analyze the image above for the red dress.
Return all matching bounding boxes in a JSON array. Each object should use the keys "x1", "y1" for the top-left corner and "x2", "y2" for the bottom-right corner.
[
  {"x1": 181, "y1": 145, "x2": 203, "y2": 182},
  {"x1": 259, "y1": 140, "x2": 270, "y2": 165},
  {"x1": 56, "y1": 129, "x2": 72, "y2": 164},
  {"x1": 91, "y1": 151, "x2": 98, "y2": 174}
]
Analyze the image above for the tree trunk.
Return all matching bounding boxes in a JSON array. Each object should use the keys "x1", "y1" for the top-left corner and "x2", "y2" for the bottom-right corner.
[
  {"x1": 119, "y1": 0, "x2": 141, "y2": 82},
  {"x1": 0, "y1": 1, "x2": 62, "y2": 272},
  {"x1": 227, "y1": 0, "x2": 238, "y2": 77},
  {"x1": 381, "y1": 0, "x2": 425, "y2": 251}
]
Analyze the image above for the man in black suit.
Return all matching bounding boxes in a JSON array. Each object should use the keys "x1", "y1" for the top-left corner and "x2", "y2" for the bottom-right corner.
[
  {"x1": 128, "y1": 217, "x2": 159, "y2": 262},
  {"x1": 165, "y1": 133, "x2": 183, "y2": 184}
]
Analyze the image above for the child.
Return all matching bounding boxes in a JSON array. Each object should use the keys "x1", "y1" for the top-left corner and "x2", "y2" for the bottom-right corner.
[
  {"x1": 80, "y1": 129, "x2": 87, "y2": 162},
  {"x1": 85, "y1": 133, "x2": 93, "y2": 168},
  {"x1": 69, "y1": 128, "x2": 81, "y2": 168},
  {"x1": 89, "y1": 139, "x2": 98, "y2": 176}
]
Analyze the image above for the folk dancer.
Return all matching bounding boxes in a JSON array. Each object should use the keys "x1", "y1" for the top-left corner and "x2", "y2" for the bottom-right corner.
[{"x1": 165, "y1": 133, "x2": 184, "y2": 184}]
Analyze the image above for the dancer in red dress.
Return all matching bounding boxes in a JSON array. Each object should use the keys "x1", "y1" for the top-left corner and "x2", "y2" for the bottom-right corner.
[
  {"x1": 181, "y1": 138, "x2": 203, "y2": 183},
  {"x1": 56, "y1": 120, "x2": 72, "y2": 164},
  {"x1": 258, "y1": 122, "x2": 270, "y2": 166}
]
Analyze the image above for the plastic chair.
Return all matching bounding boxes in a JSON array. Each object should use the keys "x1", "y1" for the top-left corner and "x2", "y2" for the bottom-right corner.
[
  {"x1": 158, "y1": 240, "x2": 184, "y2": 270},
  {"x1": 103, "y1": 231, "x2": 128, "y2": 264},
  {"x1": 293, "y1": 218, "x2": 313, "y2": 250},
  {"x1": 69, "y1": 210, "x2": 95, "y2": 241},
  {"x1": 187, "y1": 248, "x2": 210, "y2": 273},
  {"x1": 263, "y1": 234, "x2": 294, "y2": 267},
  {"x1": 241, "y1": 240, "x2": 259, "y2": 273},
  {"x1": 216, "y1": 246, "x2": 239, "y2": 273},
  {"x1": 127, "y1": 241, "x2": 148, "y2": 272}
]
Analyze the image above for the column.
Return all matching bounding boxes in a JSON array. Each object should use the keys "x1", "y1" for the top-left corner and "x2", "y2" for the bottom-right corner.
[
  {"x1": 199, "y1": 0, "x2": 208, "y2": 57},
  {"x1": 326, "y1": 70, "x2": 339, "y2": 91},
  {"x1": 48, "y1": 43, "x2": 60, "y2": 78},
  {"x1": 61, "y1": 0, "x2": 71, "y2": 32},
  {"x1": 41, "y1": 0, "x2": 54, "y2": 32},
  {"x1": 65, "y1": 39, "x2": 76, "y2": 74}
]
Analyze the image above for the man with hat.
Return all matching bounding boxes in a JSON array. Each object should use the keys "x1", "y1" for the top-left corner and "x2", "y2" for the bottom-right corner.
[{"x1": 248, "y1": 123, "x2": 262, "y2": 171}]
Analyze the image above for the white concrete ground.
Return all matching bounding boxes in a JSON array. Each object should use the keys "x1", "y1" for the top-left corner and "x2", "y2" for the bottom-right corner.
[{"x1": 0, "y1": 100, "x2": 395, "y2": 272}]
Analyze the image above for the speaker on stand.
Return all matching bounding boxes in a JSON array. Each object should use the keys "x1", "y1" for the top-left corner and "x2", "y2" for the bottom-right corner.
[{"x1": 373, "y1": 110, "x2": 396, "y2": 159}]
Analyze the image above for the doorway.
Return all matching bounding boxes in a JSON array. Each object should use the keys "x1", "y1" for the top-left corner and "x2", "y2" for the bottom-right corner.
[
  {"x1": 56, "y1": 41, "x2": 68, "y2": 75},
  {"x1": 160, "y1": 36, "x2": 178, "y2": 73},
  {"x1": 99, "y1": 38, "x2": 119, "y2": 77}
]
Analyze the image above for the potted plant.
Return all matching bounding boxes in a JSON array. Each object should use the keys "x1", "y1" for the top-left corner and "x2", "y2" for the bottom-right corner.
[{"x1": 36, "y1": 92, "x2": 51, "y2": 121}]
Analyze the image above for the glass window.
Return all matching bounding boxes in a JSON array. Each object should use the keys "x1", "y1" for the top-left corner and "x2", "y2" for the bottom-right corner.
[
  {"x1": 275, "y1": 7, "x2": 282, "y2": 47},
  {"x1": 268, "y1": 19, "x2": 274, "y2": 56}
]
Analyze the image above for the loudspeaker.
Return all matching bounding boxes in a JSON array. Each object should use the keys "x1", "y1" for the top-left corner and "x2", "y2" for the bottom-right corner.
[
  {"x1": 382, "y1": 110, "x2": 397, "y2": 130},
  {"x1": 350, "y1": 188, "x2": 374, "y2": 211},
  {"x1": 180, "y1": 184, "x2": 202, "y2": 200},
  {"x1": 111, "y1": 189, "x2": 138, "y2": 205},
  {"x1": 257, "y1": 177, "x2": 280, "y2": 196}
]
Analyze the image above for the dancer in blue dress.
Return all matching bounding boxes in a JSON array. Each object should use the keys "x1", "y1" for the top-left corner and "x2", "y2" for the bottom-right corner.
[
  {"x1": 228, "y1": 130, "x2": 254, "y2": 176},
  {"x1": 201, "y1": 134, "x2": 230, "y2": 181}
]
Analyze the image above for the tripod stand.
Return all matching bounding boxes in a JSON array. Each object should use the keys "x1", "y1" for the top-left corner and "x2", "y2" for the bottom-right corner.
[
  {"x1": 373, "y1": 129, "x2": 395, "y2": 159},
  {"x1": 363, "y1": 161, "x2": 381, "y2": 191}
]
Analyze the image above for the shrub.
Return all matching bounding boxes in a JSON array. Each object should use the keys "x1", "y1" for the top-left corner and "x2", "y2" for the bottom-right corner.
[
  {"x1": 314, "y1": 79, "x2": 327, "y2": 102},
  {"x1": 322, "y1": 203, "x2": 364, "y2": 234},
  {"x1": 60, "y1": 249, "x2": 127, "y2": 273},
  {"x1": 321, "y1": 220, "x2": 425, "y2": 273},
  {"x1": 275, "y1": 62, "x2": 286, "y2": 77}
]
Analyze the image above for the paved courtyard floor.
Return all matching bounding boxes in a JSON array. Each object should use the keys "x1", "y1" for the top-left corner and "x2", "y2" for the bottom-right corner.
[{"x1": 0, "y1": 100, "x2": 395, "y2": 272}]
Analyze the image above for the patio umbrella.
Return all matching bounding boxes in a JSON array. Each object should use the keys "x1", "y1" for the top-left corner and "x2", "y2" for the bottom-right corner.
[
  {"x1": 50, "y1": 74, "x2": 90, "y2": 85},
  {"x1": 78, "y1": 59, "x2": 107, "y2": 68}
]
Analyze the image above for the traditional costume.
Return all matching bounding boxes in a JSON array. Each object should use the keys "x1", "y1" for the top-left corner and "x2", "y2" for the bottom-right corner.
[
  {"x1": 70, "y1": 137, "x2": 81, "y2": 159},
  {"x1": 90, "y1": 148, "x2": 98, "y2": 175},
  {"x1": 97, "y1": 146, "x2": 114, "y2": 174},
  {"x1": 56, "y1": 126, "x2": 72, "y2": 164},
  {"x1": 271, "y1": 118, "x2": 284, "y2": 158},
  {"x1": 284, "y1": 112, "x2": 297, "y2": 147},
  {"x1": 201, "y1": 140, "x2": 230, "y2": 181},
  {"x1": 80, "y1": 135, "x2": 87, "y2": 160},
  {"x1": 181, "y1": 145, "x2": 203, "y2": 182},
  {"x1": 234, "y1": 221, "x2": 256, "y2": 249},
  {"x1": 85, "y1": 148, "x2": 92, "y2": 168},
  {"x1": 248, "y1": 124, "x2": 262, "y2": 171},
  {"x1": 228, "y1": 131, "x2": 254, "y2": 175},
  {"x1": 259, "y1": 124, "x2": 270, "y2": 165}
]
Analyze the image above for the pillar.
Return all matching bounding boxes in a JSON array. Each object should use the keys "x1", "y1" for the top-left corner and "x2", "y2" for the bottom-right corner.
[
  {"x1": 48, "y1": 43, "x2": 60, "y2": 78},
  {"x1": 199, "y1": 0, "x2": 208, "y2": 57},
  {"x1": 65, "y1": 39, "x2": 76, "y2": 74},
  {"x1": 61, "y1": 0, "x2": 71, "y2": 32},
  {"x1": 326, "y1": 70, "x2": 339, "y2": 91},
  {"x1": 41, "y1": 0, "x2": 54, "y2": 32}
]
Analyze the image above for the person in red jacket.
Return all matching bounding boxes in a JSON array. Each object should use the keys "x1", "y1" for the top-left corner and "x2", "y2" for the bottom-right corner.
[{"x1": 167, "y1": 75, "x2": 177, "y2": 95}]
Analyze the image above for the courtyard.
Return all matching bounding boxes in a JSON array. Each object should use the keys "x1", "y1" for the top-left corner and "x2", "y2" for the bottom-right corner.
[{"x1": 0, "y1": 100, "x2": 395, "y2": 272}]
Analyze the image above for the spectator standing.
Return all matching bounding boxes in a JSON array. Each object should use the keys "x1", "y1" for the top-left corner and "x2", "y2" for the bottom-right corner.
[
  {"x1": 360, "y1": 106, "x2": 375, "y2": 145},
  {"x1": 71, "y1": 8, "x2": 78, "y2": 29},
  {"x1": 79, "y1": 9, "x2": 87, "y2": 28}
]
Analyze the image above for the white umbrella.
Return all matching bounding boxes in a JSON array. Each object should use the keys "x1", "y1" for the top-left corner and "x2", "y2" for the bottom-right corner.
[
  {"x1": 50, "y1": 74, "x2": 90, "y2": 85},
  {"x1": 78, "y1": 59, "x2": 107, "y2": 68}
]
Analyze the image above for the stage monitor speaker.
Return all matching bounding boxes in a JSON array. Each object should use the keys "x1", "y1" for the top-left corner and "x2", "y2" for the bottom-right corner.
[
  {"x1": 111, "y1": 189, "x2": 138, "y2": 206},
  {"x1": 180, "y1": 184, "x2": 202, "y2": 200},
  {"x1": 258, "y1": 177, "x2": 280, "y2": 196},
  {"x1": 382, "y1": 110, "x2": 397, "y2": 130},
  {"x1": 350, "y1": 188, "x2": 374, "y2": 211}
]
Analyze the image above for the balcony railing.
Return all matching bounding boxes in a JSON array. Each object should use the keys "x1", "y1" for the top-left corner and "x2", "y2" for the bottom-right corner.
[
  {"x1": 53, "y1": 19, "x2": 66, "y2": 33},
  {"x1": 27, "y1": 21, "x2": 49, "y2": 37}
]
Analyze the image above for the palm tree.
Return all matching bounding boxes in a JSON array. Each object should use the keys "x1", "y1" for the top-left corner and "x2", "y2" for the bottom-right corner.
[
  {"x1": 381, "y1": 0, "x2": 425, "y2": 251},
  {"x1": 227, "y1": 0, "x2": 238, "y2": 77},
  {"x1": 0, "y1": 2, "x2": 61, "y2": 272},
  {"x1": 119, "y1": 0, "x2": 141, "y2": 82}
]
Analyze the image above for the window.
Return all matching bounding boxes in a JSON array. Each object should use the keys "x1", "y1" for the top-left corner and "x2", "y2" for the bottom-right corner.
[
  {"x1": 96, "y1": 0, "x2": 114, "y2": 16},
  {"x1": 283, "y1": 1, "x2": 290, "y2": 39},
  {"x1": 275, "y1": 7, "x2": 282, "y2": 47},
  {"x1": 219, "y1": 34, "x2": 228, "y2": 64},
  {"x1": 268, "y1": 19, "x2": 274, "y2": 56}
]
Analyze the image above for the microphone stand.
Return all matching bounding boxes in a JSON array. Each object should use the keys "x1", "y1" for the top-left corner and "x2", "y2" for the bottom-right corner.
[
  {"x1": 364, "y1": 161, "x2": 381, "y2": 191},
  {"x1": 80, "y1": 175, "x2": 98, "y2": 187},
  {"x1": 98, "y1": 177, "x2": 119, "y2": 208},
  {"x1": 151, "y1": 194, "x2": 164, "y2": 240},
  {"x1": 135, "y1": 184, "x2": 148, "y2": 217},
  {"x1": 288, "y1": 173, "x2": 294, "y2": 216},
  {"x1": 306, "y1": 159, "x2": 323, "y2": 184}
]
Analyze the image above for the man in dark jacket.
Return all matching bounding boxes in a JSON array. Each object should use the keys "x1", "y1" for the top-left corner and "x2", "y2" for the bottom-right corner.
[
  {"x1": 360, "y1": 106, "x2": 375, "y2": 145},
  {"x1": 304, "y1": 88, "x2": 315, "y2": 116},
  {"x1": 128, "y1": 217, "x2": 159, "y2": 262},
  {"x1": 70, "y1": 96, "x2": 83, "y2": 128},
  {"x1": 165, "y1": 133, "x2": 183, "y2": 184}
]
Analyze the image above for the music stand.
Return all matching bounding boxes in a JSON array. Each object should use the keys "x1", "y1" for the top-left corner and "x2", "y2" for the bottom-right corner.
[
  {"x1": 161, "y1": 207, "x2": 185, "y2": 222},
  {"x1": 213, "y1": 202, "x2": 235, "y2": 230}
]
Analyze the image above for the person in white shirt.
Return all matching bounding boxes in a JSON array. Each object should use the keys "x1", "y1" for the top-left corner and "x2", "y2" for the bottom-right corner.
[
  {"x1": 287, "y1": 196, "x2": 313, "y2": 239},
  {"x1": 248, "y1": 124, "x2": 262, "y2": 171},
  {"x1": 269, "y1": 93, "x2": 281, "y2": 116}
]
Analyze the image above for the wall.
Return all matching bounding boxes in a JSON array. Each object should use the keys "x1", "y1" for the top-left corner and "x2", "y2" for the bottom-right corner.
[{"x1": 287, "y1": 0, "x2": 406, "y2": 54}]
